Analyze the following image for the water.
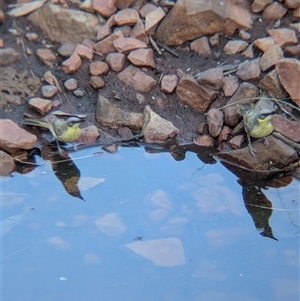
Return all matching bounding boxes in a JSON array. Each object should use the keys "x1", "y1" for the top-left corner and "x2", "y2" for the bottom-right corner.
[{"x1": 1, "y1": 146, "x2": 299, "y2": 301}]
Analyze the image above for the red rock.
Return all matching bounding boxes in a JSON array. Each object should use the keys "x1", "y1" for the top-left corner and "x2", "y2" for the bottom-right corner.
[
  {"x1": 0, "y1": 39, "x2": 3, "y2": 48},
  {"x1": 127, "y1": 48, "x2": 155, "y2": 68},
  {"x1": 223, "y1": 76, "x2": 239, "y2": 97},
  {"x1": 114, "y1": 8, "x2": 139, "y2": 26},
  {"x1": 272, "y1": 115, "x2": 300, "y2": 142},
  {"x1": 236, "y1": 59, "x2": 261, "y2": 81},
  {"x1": 229, "y1": 135, "x2": 244, "y2": 150},
  {"x1": 251, "y1": 0, "x2": 272, "y2": 13},
  {"x1": 284, "y1": 0, "x2": 300, "y2": 9},
  {"x1": 207, "y1": 109, "x2": 224, "y2": 137},
  {"x1": 94, "y1": 31, "x2": 124, "y2": 56},
  {"x1": 115, "y1": 0, "x2": 135, "y2": 9},
  {"x1": 253, "y1": 37, "x2": 275, "y2": 52},
  {"x1": 284, "y1": 45, "x2": 300, "y2": 57},
  {"x1": 61, "y1": 52, "x2": 82, "y2": 73},
  {"x1": 194, "y1": 135, "x2": 214, "y2": 147},
  {"x1": 190, "y1": 37, "x2": 211, "y2": 56},
  {"x1": 262, "y1": 2, "x2": 287, "y2": 20},
  {"x1": 294, "y1": 6, "x2": 300, "y2": 17},
  {"x1": 209, "y1": 33, "x2": 219, "y2": 47},
  {"x1": 196, "y1": 68, "x2": 224, "y2": 90},
  {"x1": 90, "y1": 76, "x2": 105, "y2": 89},
  {"x1": 89, "y1": 61, "x2": 109, "y2": 75},
  {"x1": 259, "y1": 44, "x2": 284, "y2": 72},
  {"x1": 36, "y1": 48, "x2": 56, "y2": 67},
  {"x1": 161, "y1": 74, "x2": 178, "y2": 94},
  {"x1": 0, "y1": 151, "x2": 16, "y2": 176},
  {"x1": 113, "y1": 37, "x2": 147, "y2": 53},
  {"x1": 145, "y1": 7, "x2": 165, "y2": 36},
  {"x1": 77, "y1": 126, "x2": 100, "y2": 143},
  {"x1": 93, "y1": 0, "x2": 117, "y2": 17},
  {"x1": 28, "y1": 97, "x2": 52, "y2": 115},
  {"x1": 242, "y1": 44, "x2": 254, "y2": 59},
  {"x1": 223, "y1": 40, "x2": 248, "y2": 55},
  {"x1": 74, "y1": 43, "x2": 93, "y2": 60},
  {"x1": 267, "y1": 28, "x2": 297, "y2": 47},
  {"x1": 113, "y1": 25, "x2": 132, "y2": 37},
  {"x1": 218, "y1": 126, "x2": 231, "y2": 142},
  {"x1": 105, "y1": 52, "x2": 125, "y2": 71},
  {"x1": 96, "y1": 15, "x2": 115, "y2": 41},
  {"x1": 130, "y1": 18, "x2": 149, "y2": 44},
  {"x1": 139, "y1": 3, "x2": 157, "y2": 18}
]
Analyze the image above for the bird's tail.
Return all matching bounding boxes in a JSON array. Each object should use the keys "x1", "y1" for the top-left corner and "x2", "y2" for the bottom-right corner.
[{"x1": 22, "y1": 118, "x2": 50, "y2": 129}]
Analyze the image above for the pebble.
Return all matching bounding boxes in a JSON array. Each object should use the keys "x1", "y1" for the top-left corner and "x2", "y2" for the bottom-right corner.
[
  {"x1": 25, "y1": 32, "x2": 39, "y2": 42},
  {"x1": 64, "y1": 78, "x2": 78, "y2": 91},
  {"x1": 73, "y1": 89, "x2": 85, "y2": 97},
  {"x1": 90, "y1": 76, "x2": 105, "y2": 89},
  {"x1": 41, "y1": 85, "x2": 58, "y2": 98}
]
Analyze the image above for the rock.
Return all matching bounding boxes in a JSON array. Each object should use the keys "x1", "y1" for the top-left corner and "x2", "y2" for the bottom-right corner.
[
  {"x1": 77, "y1": 125, "x2": 100, "y2": 143},
  {"x1": 253, "y1": 37, "x2": 275, "y2": 52},
  {"x1": 28, "y1": 4, "x2": 99, "y2": 43},
  {"x1": 272, "y1": 115, "x2": 300, "y2": 143},
  {"x1": 207, "y1": 109, "x2": 224, "y2": 137},
  {"x1": 251, "y1": 0, "x2": 272, "y2": 13},
  {"x1": 0, "y1": 151, "x2": 16, "y2": 176},
  {"x1": 161, "y1": 74, "x2": 178, "y2": 94},
  {"x1": 285, "y1": 0, "x2": 300, "y2": 9},
  {"x1": 79, "y1": 0, "x2": 94, "y2": 13},
  {"x1": 239, "y1": 29, "x2": 251, "y2": 40},
  {"x1": 113, "y1": 37, "x2": 147, "y2": 53},
  {"x1": 196, "y1": 68, "x2": 224, "y2": 90},
  {"x1": 176, "y1": 74, "x2": 218, "y2": 112},
  {"x1": 223, "y1": 76, "x2": 239, "y2": 97},
  {"x1": 224, "y1": 82, "x2": 258, "y2": 127},
  {"x1": 290, "y1": 23, "x2": 300, "y2": 32},
  {"x1": 102, "y1": 144, "x2": 118, "y2": 153},
  {"x1": 276, "y1": 58, "x2": 300, "y2": 106},
  {"x1": 73, "y1": 89, "x2": 85, "y2": 97},
  {"x1": 114, "y1": 25, "x2": 132, "y2": 37},
  {"x1": 36, "y1": 48, "x2": 56, "y2": 67},
  {"x1": 209, "y1": 33, "x2": 219, "y2": 47},
  {"x1": 194, "y1": 135, "x2": 214, "y2": 147},
  {"x1": 127, "y1": 48, "x2": 155, "y2": 68},
  {"x1": 64, "y1": 78, "x2": 77, "y2": 91},
  {"x1": 142, "y1": 106, "x2": 179, "y2": 143},
  {"x1": 284, "y1": 45, "x2": 300, "y2": 57},
  {"x1": 236, "y1": 59, "x2": 261, "y2": 81},
  {"x1": 25, "y1": 32, "x2": 39, "y2": 41},
  {"x1": 41, "y1": 85, "x2": 58, "y2": 98},
  {"x1": 259, "y1": 44, "x2": 284, "y2": 72},
  {"x1": 136, "y1": 93, "x2": 145, "y2": 104},
  {"x1": 258, "y1": 69, "x2": 287, "y2": 99},
  {"x1": 155, "y1": 0, "x2": 252, "y2": 46},
  {"x1": 262, "y1": 2, "x2": 287, "y2": 20},
  {"x1": 117, "y1": 127, "x2": 134, "y2": 139},
  {"x1": 218, "y1": 126, "x2": 231, "y2": 142},
  {"x1": 229, "y1": 135, "x2": 244, "y2": 149},
  {"x1": 130, "y1": 18, "x2": 149, "y2": 44},
  {"x1": 242, "y1": 44, "x2": 254, "y2": 59},
  {"x1": 93, "y1": 0, "x2": 117, "y2": 18},
  {"x1": 7, "y1": 0, "x2": 47, "y2": 17},
  {"x1": 0, "y1": 48, "x2": 20, "y2": 66},
  {"x1": 115, "y1": 0, "x2": 135, "y2": 9},
  {"x1": 96, "y1": 17, "x2": 114, "y2": 41},
  {"x1": 0, "y1": 10, "x2": 4, "y2": 23},
  {"x1": 96, "y1": 95, "x2": 143, "y2": 130},
  {"x1": 117, "y1": 65, "x2": 157, "y2": 92},
  {"x1": 139, "y1": 3, "x2": 157, "y2": 18},
  {"x1": 94, "y1": 31, "x2": 124, "y2": 56},
  {"x1": 28, "y1": 97, "x2": 52, "y2": 115},
  {"x1": 294, "y1": 6, "x2": 300, "y2": 17},
  {"x1": 89, "y1": 61, "x2": 109, "y2": 76},
  {"x1": 114, "y1": 8, "x2": 139, "y2": 26},
  {"x1": 190, "y1": 37, "x2": 211, "y2": 56},
  {"x1": 61, "y1": 52, "x2": 82, "y2": 74},
  {"x1": 57, "y1": 41, "x2": 77, "y2": 57},
  {"x1": 0, "y1": 39, "x2": 3, "y2": 48},
  {"x1": 267, "y1": 28, "x2": 297, "y2": 47},
  {"x1": 74, "y1": 44, "x2": 93, "y2": 60},
  {"x1": 105, "y1": 52, "x2": 125, "y2": 72},
  {"x1": 90, "y1": 76, "x2": 105, "y2": 89},
  {"x1": 145, "y1": 7, "x2": 166, "y2": 36},
  {"x1": 0, "y1": 119, "x2": 37, "y2": 152},
  {"x1": 223, "y1": 40, "x2": 248, "y2": 55}
]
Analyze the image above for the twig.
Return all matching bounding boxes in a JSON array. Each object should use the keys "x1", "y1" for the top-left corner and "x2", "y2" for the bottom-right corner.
[
  {"x1": 155, "y1": 40, "x2": 179, "y2": 57},
  {"x1": 149, "y1": 36, "x2": 162, "y2": 55}
]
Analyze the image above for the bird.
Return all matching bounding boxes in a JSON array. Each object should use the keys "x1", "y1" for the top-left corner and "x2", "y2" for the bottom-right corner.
[
  {"x1": 22, "y1": 115, "x2": 84, "y2": 154},
  {"x1": 238, "y1": 103, "x2": 275, "y2": 156}
]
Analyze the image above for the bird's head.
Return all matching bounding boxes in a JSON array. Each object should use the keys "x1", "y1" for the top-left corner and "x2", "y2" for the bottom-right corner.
[
  {"x1": 257, "y1": 108, "x2": 276, "y2": 123},
  {"x1": 66, "y1": 117, "x2": 85, "y2": 128}
]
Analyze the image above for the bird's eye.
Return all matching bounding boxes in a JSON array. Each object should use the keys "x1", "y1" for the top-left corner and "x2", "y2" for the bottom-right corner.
[{"x1": 259, "y1": 114, "x2": 268, "y2": 120}]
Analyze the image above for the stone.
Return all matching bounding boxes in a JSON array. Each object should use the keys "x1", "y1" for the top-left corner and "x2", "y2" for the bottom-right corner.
[
  {"x1": 113, "y1": 25, "x2": 132, "y2": 37},
  {"x1": 223, "y1": 40, "x2": 248, "y2": 55},
  {"x1": 229, "y1": 135, "x2": 244, "y2": 149},
  {"x1": 74, "y1": 43, "x2": 93, "y2": 60},
  {"x1": 0, "y1": 9, "x2": 4, "y2": 23},
  {"x1": 25, "y1": 32, "x2": 39, "y2": 41},
  {"x1": 0, "y1": 119, "x2": 37, "y2": 152},
  {"x1": 262, "y1": 2, "x2": 287, "y2": 20},
  {"x1": 90, "y1": 76, "x2": 105, "y2": 89},
  {"x1": 0, "y1": 39, "x2": 3, "y2": 48},
  {"x1": 7, "y1": 0, "x2": 47, "y2": 17},
  {"x1": 28, "y1": 97, "x2": 52, "y2": 115},
  {"x1": 242, "y1": 44, "x2": 254, "y2": 59},
  {"x1": 139, "y1": 3, "x2": 157, "y2": 18},
  {"x1": 89, "y1": 61, "x2": 109, "y2": 75},
  {"x1": 239, "y1": 29, "x2": 251, "y2": 40},
  {"x1": 64, "y1": 78, "x2": 77, "y2": 91},
  {"x1": 253, "y1": 37, "x2": 275, "y2": 52},
  {"x1": 223, "y1": 76, "x2": 239, "y2": 97},
  {"x1": 105, "y1": 52, "x2": 126, "y2": 72},
  {"x1": 93, "y1": 0, "x2": 117, "y2": 17},
  {"x1": 79, "y1": 0, "x2": 94, "y2": 13},
  {"x1": 155, "y1": 0, "x2": 252, "y2": 46},
  {"x1": 145, "y1": 7, "x2": 166, "y2": 36},
  {"x1": 284, "y1": 0, "x2": 300, "y2": 9},
  {"x1": 209, "y1": 33, "x2": 219, "y2": 47},
  {"x1": 290, "y1": 23, "x2": 300, "y2": 32},
  {"x1": 176, "y1": 74, "x2": 218, "y2": 112},
  {"x1": 96, "y1": 95, "x2": 143, "y2": 130},
  {"x1": 117, "y1": 65, "x2": 157, "y2": 92},
  {"x1": 0, "y1": 48, "x2": 20, "y2": 66},
  {"x1": 284, "y1": 45, "x2": 300, "y2": 58},
  {"x1": 207, "y1": 109, "x2": 224, "y2": 137},
  {"x1": 127, "y1": 48, "x2": 155, "y2": 68},
  {"x1": 142, "y1": 106, "x2": 179, "y2": 143},
  {"x1": 236, "y1": 59, "x2": 261, "y2": 81},
  {"x1": 224, "y1": 82, "x2": 258, "y2": 127},
  {"x1": 251, "y1": 0, "x2": 272, "y2": 13},
  {"x1": 94, "y1": 31, "x2": 124, "y2": 56},
  {"x1": 28, "y1": 4, "x2": 99, "y2": 43},
  {"x1": 77, "y1": 125, "x2": 100, "y2": 143},
  {"x1": 57, "y1": 41, "x2": 76, "y2": 57},
  {"x1": 294, "y1": 6, "x2": 300, "y2": 17},
  {"x1": 115, "y1": 0, "x2": 135, "y2": 9},
  {"x1": 136, "y1": 93, "x2": 145, "y2": 104},
  {"x1": 218, "y1": 126, "x2": 231, "y2": 142},
  {"x1": 272, "y1": 115, "x2": 300, "y2": 143},
  {"x1": 73, "y1": 89, "x2": 85, "y2": 97},
  {"x1": 102, "y1": 144, "x2": 118, "y2": 153},
  {"x1": 0, "y1": 151, "x2": 15, "y2": 176},
  {"x1": 35, "y1": 48, "x2": 56, "y2": 67},
  {"x1": 130, "y1": 18, "x2": 149, "y2": 44},
  {"x1": 41, "y1": 85, "x2": 58, "y2": 98},
  {"x1": 113, "y1": 37, "x2": 148, "y2": 53},
  {"x1": 190, "y1": 37, "x2": 211, "y2": 56},
  {"x1": 114, "y1": 8, "x2": 139, "y2": 26},
  {"x1": 194, "y1": 135, "x2": 214, "y2": 147},
  {"x1": 258, "y1": 69, "x2": 287, "y2": 99},
  {"x1": 161, "y1": 75, "x2": 178, "y2": 94},
  {"x1": 259, "y1": 44, "x2": 284, "y2": 72},
  {"x1": 276, "y1": 58, "x2": 300, "y2": 106},
  {"x1": 96, "y1": 15, "x2": 115, "y2": 41},
  {"x1": 61, "y1": 52, "x2": 82, "y2": 74},
  {"x1": 267, "y1": 28, "x2": 297, "y2": 48},
  {"x1": 196, "y1": 68, "x2": 224, "y2": 90}
]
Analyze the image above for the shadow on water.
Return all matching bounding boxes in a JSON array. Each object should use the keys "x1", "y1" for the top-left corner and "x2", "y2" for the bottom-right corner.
[{"x1": 1, "y1": 141, "x2": 300, "y2": 301}]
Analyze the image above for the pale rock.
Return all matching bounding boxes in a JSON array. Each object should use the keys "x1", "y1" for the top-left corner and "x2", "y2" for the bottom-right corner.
[
  {"x1": 276, "y1": 58, "x2": 300, "y2": 106},
  {"x1": 190, "y1": 37, "x2": 211, "y2": 56},
  {"x1": 117, "y1": 127, "x2": 134, "y2": 139},
  {"x1": 79, "y1": 0, "x2": 94, "y2": 13},
  {"x1": 139, "y1": 3, "x2": 157, "y2": 18},
  {"x1": 267, "y1": 28, "x2": 297, "y2": 48},
  {"x1": 229, "y1": 135, "x2": 244, "y2": 150},
  {"x1": 207, "y1": 109, "x2": 224, "y2": 137},
  {"x1": 259, "y1": 44, "x2": 284, "y2": 72},
  {"x1": 272, "y1": 114, "x2": 300, "y2": 143},
  {"x1": 118, "y1": 65, "x2": 157, "y2": 92},
  {"x1": 236, "y1": 59, "x2": 261, "y2": 81},
  {"x1": 223, "y1": 40, "x2": 248, "y2": 55},
  {"x1": 0, "y1": 151, "x2": 15, "y2": 176},
  {"x1": 73, "y1": 89, "x2": 85, "y2": 97},
  {"x1": 196, "y1": 68, "x2": 224, "y2": 90},
  {"x1": 142, "y1": 106, "x2": 179, "y2": 143},
  {"x1": 284, "y1": 0, "x2": 300, "y2": 9},
  {"x1": 57, "y1": 41, "x2": 76, "y2": 57},
  {"x1": 130, "y1": 18, "x2": 149, "y2": 44},
  {"x1": 90, "y1": 76, "x2": 105, "y2": 89},
  {"x1": 25, "y1": 32, "x2": 39, "y2": 41},
  {"x1": 41, "y1": 85, "x2": 58, "y2": 98},
  {"x1": 89, "y1": 61, "x2": 109, "y2": 75},
  {"x1": 96, "y1": 95, "x2": 143, "y2": 130},
  {"x1": 293, "y1": 6, "x2": 300, "y2": 17},
  {"x1": 7, "y1": 0, "x2": 47, "y2": 17},
  {"x1": 194, "y1": 135, "x2": 214, "y2": 147},
  {"x1": 284, "y1": 45, "x2": 300, "y2": 57},
  {"x1": 93, "y1": 0, "x2": 117, "y2": 17},
  {"x1": 29, "y1": 4, "x2": 99, "y2": 43},
  {"x1": 61, "y1": 52, "x2": 82, "y2": 74},
  {"x1": 239, "y1": 29, "x2": 251, "y2": 40},
  {"x1": 251, "y1": 0, "x2": 272, "y2": 13},
  {"x1": 209, "y1": 33, "x2": 219, "y2": 47},
  {"x1": 242, "y1": 44, "x2": 254, "y2": 58},
  {"x1": 262, "y1": 2, "x2": 287, "y2": 20},
  {"x1": 161, "y1": 75, "x2": 178, "y2": 94},
  {"x1": 28, "y1": 97, "x2": 52, "y2": 115},
  {"x1": 258, "y1": 69, "x2": 287, "y2": 99},
  {"x1": 0, "y1": 120, "x2": 37, "y2": 152},
  {"x1": 127, "y1": 48, "x2": 155, "y2": 68},
  {"x1": 74, "y1": 43, "x2": 93, "y2": 60},
  {"x1": 0, "y1": 48, "x2": 20, "y2": 66},
  {"x1": 253, "y1": 37, "x2": 275, "y2": 52},
  {"x1": 105, "y1": 52, "x2": 126, "y2": 71},
  {"x1": 115, "y1": 0, "x2": 135, "y2": 9},
  {"x1": 114, "y1": 8, "x2": 139, "y2": 26},
  {"x1": 223, "y1": 76, "x2": 239, "y2": 97},
  {"x1": 136, "y1": 93, "x2": 145, "y2": 104},
  {"x1": 96, "y1": 15, "x2": 115, "y2": 41},
  {"x1": 290, "y1": 23, "x2": 300, "y2": 32},
  {"x1": 94, "y1": 31, "x2": 124, "y2": 56},
  {"x1": 64, "y1": 78, "x2": 77, "y2": 91},
  {"x1": 145, "y1": 7, "x2": 166, "y2": 36},
  {"x1": 35, "y1": 48, "x2": 56, "y2": 67},
  {"x1": 113, "y1": 37, "x2": 148, "y2": 53}
]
